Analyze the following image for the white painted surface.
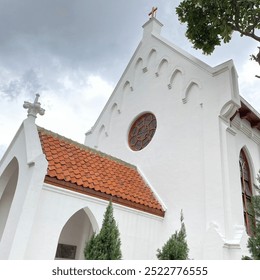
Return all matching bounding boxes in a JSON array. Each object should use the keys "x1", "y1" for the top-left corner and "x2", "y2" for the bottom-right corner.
[
  {"x1": 85, "y1": 18, "x2": 260, "y2": 259},
  {"x1": 0, "y1": 18, "x2": 259, "y2": 260}
]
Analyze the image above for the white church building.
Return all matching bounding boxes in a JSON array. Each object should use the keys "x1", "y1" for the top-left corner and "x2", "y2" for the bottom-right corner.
[{"x1": 0, "y1": 16, "x2": 260, "y2": 260}]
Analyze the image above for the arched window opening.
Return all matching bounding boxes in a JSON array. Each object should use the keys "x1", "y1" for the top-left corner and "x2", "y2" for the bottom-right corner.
[
  {"x1": 239, "y1": 150, "x2": 255, "y2": 235},
  {"x1": 55, "y1": 208, "x2": 94, "y2": 260}
]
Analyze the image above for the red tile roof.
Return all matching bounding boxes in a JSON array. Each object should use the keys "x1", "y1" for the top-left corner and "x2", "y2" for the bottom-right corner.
[{"x1": 38, "y1": 127, "x2": 165, "y2": 217}]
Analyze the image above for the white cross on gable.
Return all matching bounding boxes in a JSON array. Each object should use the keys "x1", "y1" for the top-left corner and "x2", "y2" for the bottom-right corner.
[{"x1": 23, "y1": 93, "x2": 45, "y2": 119}]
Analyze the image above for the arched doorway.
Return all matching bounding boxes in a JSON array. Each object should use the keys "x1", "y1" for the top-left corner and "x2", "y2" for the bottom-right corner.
[
  {"x1": 55, "y1": 208, "x2": 95, "y2": 260},
  {"x1": 0, "y1": 157, "x2": 19, "y2": 241}
]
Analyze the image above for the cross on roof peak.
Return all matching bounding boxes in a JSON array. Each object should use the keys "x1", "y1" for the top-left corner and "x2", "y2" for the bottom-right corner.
[
  {"x1": 23, "y1": 93, "x2": 45, "y2": 119},
  {"x1": 148, "y1": 7, "x2": 158, "y2": 18}
]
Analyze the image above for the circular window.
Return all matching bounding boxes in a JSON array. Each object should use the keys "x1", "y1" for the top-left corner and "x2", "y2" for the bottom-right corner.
[{"x1": 128, "y1": 113, "x2": 157, "y2": 151}]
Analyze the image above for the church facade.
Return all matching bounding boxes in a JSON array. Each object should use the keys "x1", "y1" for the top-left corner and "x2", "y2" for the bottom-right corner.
[{"x1": 0, "y1": 18, "x2": 260, "y2": 260}]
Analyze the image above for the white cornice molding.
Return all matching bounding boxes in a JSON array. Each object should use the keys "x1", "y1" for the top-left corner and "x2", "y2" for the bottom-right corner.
[{"x1": 231, "y1": 115, "x2": 260, "y2": 144}]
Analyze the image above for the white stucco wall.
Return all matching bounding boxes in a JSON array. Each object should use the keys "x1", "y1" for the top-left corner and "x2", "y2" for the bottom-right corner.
[
  {"x1": 25, "y1": 184, "x2": 164, "y2": 260},
  {"x1": 0, "y1": 111, "x2": 165, "y2": 260},
  {"x1": 84, "y1": 18, "x2": 260, "y2": 259},
  {"x1": 56, "y1": 208, "x2": 94, "y2": 260},
  {"x1": 0, "y1": 117, "x2": 48, "y2": 259}
]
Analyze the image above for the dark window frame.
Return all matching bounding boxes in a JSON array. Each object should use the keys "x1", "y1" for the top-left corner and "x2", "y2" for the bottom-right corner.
[{"x1": 239, "y1": 149, "x2": 255, "y2": 235}]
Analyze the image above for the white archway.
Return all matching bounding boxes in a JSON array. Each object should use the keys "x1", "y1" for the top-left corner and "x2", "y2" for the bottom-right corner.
[
  {"x1": 55, "y1": 208, "x2": 96, "y2": 260},
  {"x1": 0, "y1": 157, "x2": 19, "y2": 241}
]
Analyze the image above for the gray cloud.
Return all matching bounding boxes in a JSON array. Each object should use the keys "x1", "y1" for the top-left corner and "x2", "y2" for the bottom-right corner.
[
  {"x1": 0, "y1": 69, "x2": 44, "y2": 100},
  {"x1": 0, "y1": 0, "x2": 172, "y2": 102},
  {"x1": 0, "y1": 0, "x2": 259, "y2": 160},
  {"x1": 0, "y1": 0, "x2": 259, "y2": 124},
  {"x1": 0, "y1": 0, "x2": 155, "y2": 79}
]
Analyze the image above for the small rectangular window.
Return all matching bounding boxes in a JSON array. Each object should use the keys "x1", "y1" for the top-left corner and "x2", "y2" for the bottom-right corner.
[{"x1": 55, "y1": 243, "x2": 77, "y2": 259}]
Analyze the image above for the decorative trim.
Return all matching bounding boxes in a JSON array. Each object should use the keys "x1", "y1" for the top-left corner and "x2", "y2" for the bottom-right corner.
[
  {"x1": 220, "y1": 101, "x2": 239, "y2": 123},
  {"x1": 142, "y1": 67, "x2": 148, "y2": 73},
  {"x1": 226, "y1": 127, "x2": 236, "y2": 136},
  {"x1": 231, "y1": 115, "x2": 260, "y2": 145},
  {"x1": 137, "y1": 167, "x2": 167, "y2": 212},
  {"x1": 223, "y1": 243, "x2": 241, "y2": 249},
  {"x1": 27, "y1": 161, "x2": 35, "y2": 167}
]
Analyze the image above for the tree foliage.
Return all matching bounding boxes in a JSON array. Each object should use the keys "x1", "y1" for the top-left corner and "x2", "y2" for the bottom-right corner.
[
  {"x1": 84, "y1": 201, "x2": 122, "y2": 260},
  {"x1": 176, "y1": 0, "x2": 260, "y2": 61},
  {"x1": 157, "y1": 211, "x2": 189, "y2": 260},
  {"x1": 243, "y1": 195, "x2": 260, "y2": 259},
  {"x1": 242, "y1": 173, "x2": 260, "y2": 260}
]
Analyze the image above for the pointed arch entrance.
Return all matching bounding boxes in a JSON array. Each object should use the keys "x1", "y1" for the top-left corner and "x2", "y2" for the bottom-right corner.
[
  {"x1": 55, "y1": 208, "x2": 97, "y2": 260},
  {"x1": 0, "y1": 157, "x2": 19, "y2": 241}
]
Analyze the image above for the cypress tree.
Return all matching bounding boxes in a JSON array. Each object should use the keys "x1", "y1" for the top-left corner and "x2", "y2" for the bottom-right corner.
[
  {"x1": 84, "y1": 201, "x2": 122, "y2": 260},
  {"x1": 242, "y1": 173, "x2": 260, "y2": 260},
  {"x1": 242, "y1": 195, "x2": 260, "y2": 260},
  {"x1": 157, "y1": 210, "x2": 189, "y2": 260}
]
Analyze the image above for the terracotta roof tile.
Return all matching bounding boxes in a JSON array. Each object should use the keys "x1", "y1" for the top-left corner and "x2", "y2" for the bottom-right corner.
[{"x1": 38, "y1": 127, "x2": 164, "y2": 217}]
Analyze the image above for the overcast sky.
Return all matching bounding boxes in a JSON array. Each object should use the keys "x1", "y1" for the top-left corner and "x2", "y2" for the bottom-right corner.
[{"x1": 0, "y1": 0, "x2": 260, "y2": 158}]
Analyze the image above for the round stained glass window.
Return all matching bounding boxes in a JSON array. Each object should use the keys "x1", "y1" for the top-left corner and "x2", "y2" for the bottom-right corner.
[{"x1": 128, "y1": 113, "x2": 157, "y2": 151}]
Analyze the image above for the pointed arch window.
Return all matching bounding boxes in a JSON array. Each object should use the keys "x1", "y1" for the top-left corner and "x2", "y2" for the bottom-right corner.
[{"x1": 239, "y1": 150, "x2": 255, "y2": 235}]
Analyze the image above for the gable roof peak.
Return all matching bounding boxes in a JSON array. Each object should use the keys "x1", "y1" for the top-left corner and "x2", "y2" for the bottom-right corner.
[{"x1": 142, "y1": 17, "x2": 163, "y2": 38}]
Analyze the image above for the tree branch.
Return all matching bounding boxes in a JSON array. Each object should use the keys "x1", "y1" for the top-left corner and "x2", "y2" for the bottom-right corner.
[
  {"x1": 231, "y1": 0, "x2": 260, "y2": 42},
  {"x1": 230, "y1": 24, "x2": 260, "y2": 42}
]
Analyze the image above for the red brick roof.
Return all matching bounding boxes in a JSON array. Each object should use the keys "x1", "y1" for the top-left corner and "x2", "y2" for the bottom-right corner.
[{"x1": 38, "y1": 127, "x2": 164, "y2": 217}]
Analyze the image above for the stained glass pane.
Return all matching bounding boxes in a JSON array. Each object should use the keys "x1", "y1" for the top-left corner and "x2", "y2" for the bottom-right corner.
[
  {"x1": 243, "y1": 168, "x2": 249, "y2": 180},
  {"x1": 136, "y1": 118, "x2": 144, "y2": 127},
  {"x1": 135, "y1": 141, "x2": 142, "y2": 150},
  {"x1": 150, "y1": 119, "x2": 157, "y2": 129},
  {"x1": 131, "y1": 127, "x2": 138, "y2": 136},
  {"x1": 142, "y1": 137, "x2": 150, "y2": 147},
  {"x1": 242, "y1": 195, "x2": 246, "y2": 209},
  {"x1": 246, "y1": 198, "x2": 254, "y2": 216},
  {"x1": 145, "y1": 114, "x2": 153, "y2": 123},
  {"x1": 149, "y1": 130, "x2": 155, "y2": 138},
  {"x1": 241, "y1": 178, "x2": 244, "y2": 192},
  {"x1": 244, "y1": 213, "x2": 247, "y2": 229},
  {"x1": 130, "y1": 136, "x2": 137, "y2": 146},
  {"x1": 239, "y1": 162, "x2": 243, "y2": 177},
  {"x1": 245, "y1": 181, "x2": 252, "y2": 196}
]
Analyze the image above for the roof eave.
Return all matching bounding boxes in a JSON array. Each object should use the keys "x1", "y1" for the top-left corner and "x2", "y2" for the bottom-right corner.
[{"x1": 45, "y1": 175, "x2": 165, "y2": 217}]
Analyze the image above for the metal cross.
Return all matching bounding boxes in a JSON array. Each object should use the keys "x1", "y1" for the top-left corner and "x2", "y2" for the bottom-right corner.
[
  {"x1": 23, "y1": 93, "x2": 45, "y2": 118},
  {"x1": 148, "y1": 7, "x2": 158, "y2": 18}
]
